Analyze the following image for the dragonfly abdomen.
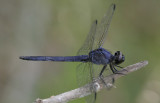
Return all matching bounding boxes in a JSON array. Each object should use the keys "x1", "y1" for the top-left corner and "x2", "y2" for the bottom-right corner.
[{"x1": 19, "y1": 55, "x2": 89, "y2": 62}]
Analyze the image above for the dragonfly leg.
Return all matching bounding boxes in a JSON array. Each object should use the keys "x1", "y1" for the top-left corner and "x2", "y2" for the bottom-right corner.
[
  {"x1": 109, "y1": 63, "x2": 116, "y2": 73},
  {"x1": 113, "y1": 65, "x2": 118, "y2": 72},
  {"x1": 99, "y1": 65, "x2": 108, "y2": 87},
  {"x1": 110, "y1": 63, "x2": 125, "y2": 73},
  {"x1": 109, "y1": 64, "x2": 118, "y2": 84},
  {"x1": 115, "y1": 65, "x2": 123, "y2": 68},
  {"x1": 99, "y1": 65, "x2": 107, "y2": 76},
  {"x1": 99, "y1": 65, "x2": 116, "y2": 88},
  {"x1": 113, "y1": 65, "x2": 126, "y2": 75},
  {"x1": 115, "y1": 65, "x2": 128, "y2": 73}
]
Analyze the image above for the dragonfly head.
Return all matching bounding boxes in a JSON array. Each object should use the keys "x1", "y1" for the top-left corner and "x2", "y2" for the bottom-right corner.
[{"x1": 113, "y1": 51, "x2": 125, "y2": 65}]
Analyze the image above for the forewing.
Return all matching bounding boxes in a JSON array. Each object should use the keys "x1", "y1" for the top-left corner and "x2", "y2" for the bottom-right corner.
[
  {"x1": 76, "y1": 20, "x2": 97, "y2": 103},
  {"x1": 76, "y1": 4, "x2": 116, "y2": 103},
  {"x1": 77, "y1": 20, "x2": 97, "y2": 55},
  {"x1": 93, "y1": 4, "x2": 116, "y2": 49}
]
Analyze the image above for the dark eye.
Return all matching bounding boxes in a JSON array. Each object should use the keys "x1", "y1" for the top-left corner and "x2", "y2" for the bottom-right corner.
[
  {"x1": 113, "y1": 51, "x2": 125, "y2": 65},
  {"x1": 99, "y1": 48, "x2": 103, "y2": 51},
  {"x1": 115, "y1": 51, "x2": 120, "y2": 56}
]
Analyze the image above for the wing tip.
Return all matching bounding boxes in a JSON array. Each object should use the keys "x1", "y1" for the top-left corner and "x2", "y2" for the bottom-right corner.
[
  {"x1": 112, "y1": 3, "x2": 116, "y2": 10},
  {"x1": 95, "y1": 20, "x2": 98, "y2": 24}
]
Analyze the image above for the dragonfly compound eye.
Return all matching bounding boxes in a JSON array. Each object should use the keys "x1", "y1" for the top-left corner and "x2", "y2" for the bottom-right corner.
[{"x1": 114, "y1": 51, "x2": 125, "y2": 64}]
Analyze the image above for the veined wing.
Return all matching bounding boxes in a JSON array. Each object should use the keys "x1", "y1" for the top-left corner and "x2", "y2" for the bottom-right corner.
[
  {"x1": 93, "y1": 4, "x2": 116, "y2": 49},
  {"x1": 76, "y1": 19, "x2": 97, "y2": 103},
  {"x1": 76, "y1": 62, "x2": 99, "y2": 103},
  {"x1": 76, "y1": 63, "x2": 93, "y2": 87},
  {"x1": 76, "y1": 4, "x2": 116, "y2": 103},
  {"x1": 77, "y1": 20, "x2": 97, "y2": 55}
]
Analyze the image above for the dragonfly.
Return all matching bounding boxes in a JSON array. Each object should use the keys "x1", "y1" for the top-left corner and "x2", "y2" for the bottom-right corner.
[{"x1": 20, "y1": 4, "x2": 125, "y2": 103}]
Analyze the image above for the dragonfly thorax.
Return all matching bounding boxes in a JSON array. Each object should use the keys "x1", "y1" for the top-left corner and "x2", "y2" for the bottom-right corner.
[{"x1": 89, "y1": 48, "x2": 113, "y2": 65}]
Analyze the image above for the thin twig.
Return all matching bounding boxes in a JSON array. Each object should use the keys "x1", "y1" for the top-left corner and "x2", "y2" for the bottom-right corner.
[{"x1": 35, "y1": 61, "x2": 148, "y2": 103}]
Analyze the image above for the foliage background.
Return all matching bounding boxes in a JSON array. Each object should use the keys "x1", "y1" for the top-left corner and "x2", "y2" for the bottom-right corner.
[{"x1": 0, "y1": 0, "x2": 160, "y2": 103}]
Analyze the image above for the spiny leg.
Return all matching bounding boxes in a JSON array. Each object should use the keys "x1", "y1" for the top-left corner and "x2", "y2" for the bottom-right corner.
[
  {"x1": 113, "y1": 65, "x2": 126, "y2": 75},
  {"x1": 115, "y1": 65, "x2": 128, "y2": 73},
  {"x1": 110, "y1": 63, "x2": 125, "y2": 74},
  {"x1": 99, "y1": 65, "x2": 107, "y2": 76},
  {"x1": 99, "y1": 65, "x2": 108, "y2": 87},
  {"x1": 113, "y1": 65, "x2": 118, "y2": 72},
  {"x1": 109, "y1": 63, "x2": 116, "y2": 73},
  {"x1": 109, "y1": 64, "x2": 125, "y2": 83},
  {"x1": 109, "y1": 64, "x2": 116, "y2": 83},
  {"x1": 115, "y1": 65, "x2": 123, "y2": 68}
]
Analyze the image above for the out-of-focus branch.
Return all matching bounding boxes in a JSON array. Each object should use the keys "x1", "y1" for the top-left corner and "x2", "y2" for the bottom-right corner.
[{"x1": 35, "y1": 61, "x2": 148, "y2": 103}]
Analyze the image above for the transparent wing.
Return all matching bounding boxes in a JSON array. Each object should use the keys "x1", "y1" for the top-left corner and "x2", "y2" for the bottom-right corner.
[
  {"x1": 76, "y1": 4, "x2": 116, "y2": 103},
  {"x1": 76, "y1": 62, "x2": 104, "y2": 103},
  {"x1": 76, "y1": 63, "x2": 103, "y2": 87},
  {"x1": 77, "y1": 20, "x2": 97, "y2": 55},
  {"x1": 76, "y1": 62, "x2": 93, "y2": 87},
  {"x1": 76, "y1": 19, "x2": 97, "y2": 103},
  {"x1": 76, "y1": 63, "x2": 95, "y2": 103},
  {"x1": 93, "y1": 4, "x2": 116, "y2": 49}
]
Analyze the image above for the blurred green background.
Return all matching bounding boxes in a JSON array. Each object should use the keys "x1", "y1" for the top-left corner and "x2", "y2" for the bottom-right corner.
[{"x1": 0, "y1": 0, "x2": 160, "y2": 103}]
